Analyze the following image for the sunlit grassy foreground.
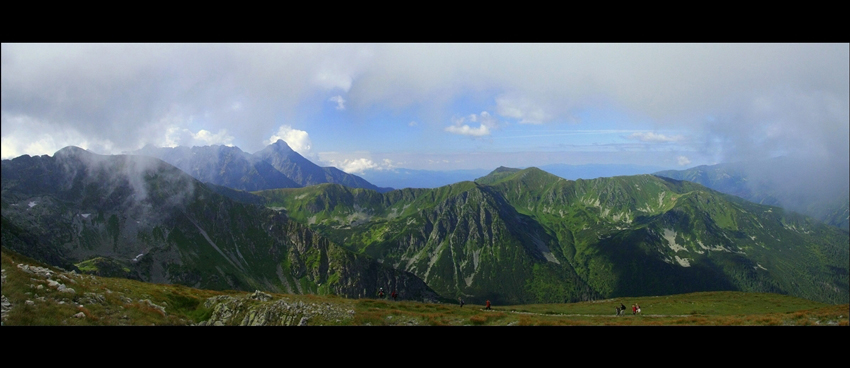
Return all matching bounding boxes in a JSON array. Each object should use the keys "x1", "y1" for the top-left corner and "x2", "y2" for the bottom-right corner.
[{"x1": 2, "y1": 248, "x2": 846, "y2": 326}]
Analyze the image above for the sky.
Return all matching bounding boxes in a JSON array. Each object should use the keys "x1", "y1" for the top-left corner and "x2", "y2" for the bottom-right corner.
[{"x1": 2, "y1": 43, "x2": 848, "y2": 176}]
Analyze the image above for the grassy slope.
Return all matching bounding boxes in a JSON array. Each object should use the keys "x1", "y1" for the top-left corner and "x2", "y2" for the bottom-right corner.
[
  {"x1": 253, "y1": 168, "x2": 849, "y2": 305},
  {"x1": 2, "y1": 246, "x2": 845, "y2": 326}
]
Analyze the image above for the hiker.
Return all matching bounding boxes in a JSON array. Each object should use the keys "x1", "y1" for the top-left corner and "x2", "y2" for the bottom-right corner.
[
  {"x1": 632, "y1": 304, "x2": 637, "y2": 315},
  {"x1": 620, "y1": 303, "x2": 626, "y2": 316},
  {"x1": 615, "y1": 306, "x2": 621, "y2": 316},
  {"x1": 636, "y1": 303, "x2": 641, "y2": 314},
  {"x1": 378, "y1": 287, "x2": 385, "y2": 299},
  {"x1": 391, "y1": 290, "x2": 398, "y2": 301},
  {"x1": 459, "y1": 297, "x2": 465, "y2": 308},
  {"x1": 485, "y1": 300, "x2": 491, "y2": 310}
]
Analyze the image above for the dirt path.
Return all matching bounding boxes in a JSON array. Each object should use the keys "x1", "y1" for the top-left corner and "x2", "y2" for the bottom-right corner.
[{"x1": 495, "y1": 310, "x2": 691, "y2": 318}]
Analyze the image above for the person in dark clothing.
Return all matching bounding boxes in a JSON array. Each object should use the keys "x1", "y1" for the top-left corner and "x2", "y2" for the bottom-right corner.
[
  {"x1": 620, "y1": 303, "x2": 626, "y2": 316},
  {"x1": 391, "y1": 290, "x2": 398, "y2": 301},
  {"x1": 459, "y1": 297, "x2": 465, "y2": 307},
  {"x1": 378, "y1": 288, "x2": 385, "y2": 298}
]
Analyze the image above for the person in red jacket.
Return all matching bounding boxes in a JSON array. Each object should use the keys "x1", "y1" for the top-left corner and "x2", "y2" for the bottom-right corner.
[{"x1": 485, "y1": 300, "x2": 491, "y2": 310}]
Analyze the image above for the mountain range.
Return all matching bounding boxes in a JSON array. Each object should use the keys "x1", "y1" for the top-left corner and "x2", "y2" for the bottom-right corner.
[
  {"x1": 359, "y1": 164, "x2": 669, "y2": 190},
  {"x1": 133, "y1": 140, "x2": 392, "y2": 193},
  {"x1": 255, "y1": 166, "x2": 849, "y2": 304},
  {"x1": 2, "y1": 146, "x2": 847, "y2": 306},
  {"x1": 1, "y1": 147, "x2": 439, "y2": 302},
  {"x1": 655, "y1": 157, "x2": 850, "y2": 231}
]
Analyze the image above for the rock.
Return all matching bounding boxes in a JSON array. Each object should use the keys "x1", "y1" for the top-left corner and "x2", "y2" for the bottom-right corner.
[
  {"x1": 58, "y1": 285, "x2": 75, "y2": 294},
  {"x1": 80, "y1": 292, "x2": 106, "y2": 305},
  {"x1": 73, "y1": 312, "x2": 86, "y2": 318},
  {"x1": 140, "y1": 299, "x2": 167, "y2": 316},
  {"x1": 250, "y1": 290, "x2": 273, "y2": 301},
  {"x1": 298, "y1": 317, "x2": 309, "y2": 326}
]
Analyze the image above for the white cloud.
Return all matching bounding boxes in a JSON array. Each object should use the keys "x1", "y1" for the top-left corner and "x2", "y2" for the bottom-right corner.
[
  {"x1": 445, "y1": 111, "x2": 500, "y2": 136},
  {"x1": 337, "y1": 158, "x2": 377, "y2": 174},
  {"x1": 190, "y1": 129, "x2": 234, "y2": 146},
  {"x1": 678, "y1": 156, "x2": 691, "y2": 166},
  {"x1": 408, "y1": 121, "x2": 418, "y2": 126},
  {"x1": 320, "y1": 155, "x2": 397, "y2": 174},
  {"x1": 495, "y1": 95, "x2": 552, "y2": 124},
  {"x1": 158, "y1": 124, "x2": 234, "y2": 148},
  {"x1": 628, "y1": 132, "x2": 684, "y2": 143},
  {"x1": 314, "y1": 72, "x2": 353, "y2": 92},
  {"x1": 329, "y1": 95, "x2": 346, "y2": 110},
  {"x1": 0, "y1": 113, "x2": 116, "y2": 158},
  {"x1": 1, "y1": 44, "x2": 846, "y2": 171},
  {"x1": 445, "y1": 124, "x2": 490, "y2": 136},
  {"x1": 162, "y1": 125, "x2": 182, "y2": 148},
  {"x1": 266, "y1": 125, "x2": 312, "y2": 155}
]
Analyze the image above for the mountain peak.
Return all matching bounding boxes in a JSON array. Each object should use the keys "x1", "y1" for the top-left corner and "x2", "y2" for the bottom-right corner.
[
  {"x1": 270, "y1": 139, "x2": 293, "y2": 152},
  {"x1": 475, "y1": 166, "x2": 523, "y2": 185},
  {"x1": 493, "y1": 166, "x2": 521, "y2": 174},
  {"x1": 54, "y1": 146, "x2": 90, "y2": 158}
]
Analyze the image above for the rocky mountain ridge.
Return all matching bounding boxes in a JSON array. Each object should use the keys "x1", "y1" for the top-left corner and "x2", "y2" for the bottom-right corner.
[
  {"x1": 258, "y1": 167, "x2": 849, "y2": 305},
  {"x1": 1, "y1": 147, "x2": 440, "y2": 302},
  {"x1": 133, "y1": 140, "x2": 391, "y2": 193}
]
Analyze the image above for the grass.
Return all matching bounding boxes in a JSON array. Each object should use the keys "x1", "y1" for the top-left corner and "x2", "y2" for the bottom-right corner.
[{"x1": 2, "y1": 246, "x2": 847, "y2": 326}]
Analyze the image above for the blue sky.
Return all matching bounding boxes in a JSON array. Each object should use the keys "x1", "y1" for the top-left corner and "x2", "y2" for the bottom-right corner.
[{"x1": 2, "y1": 43, "x2": 847, "y2": 175}]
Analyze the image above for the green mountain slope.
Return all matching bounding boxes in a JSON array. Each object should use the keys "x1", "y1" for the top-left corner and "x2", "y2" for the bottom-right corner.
[
  {"x1": 257, "y1": 167, "x2": 850, "y2": 305},
  {"x1": 1, "y1": 147, "x2": 440, "y2": 302},
  {"x1": 655, "y1": 159, "x2": 850, "y2": 230}
]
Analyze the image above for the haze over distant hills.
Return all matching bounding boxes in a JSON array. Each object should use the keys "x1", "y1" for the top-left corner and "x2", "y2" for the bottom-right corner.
[
  {"x1": 133, "y1": 140, "x2": 392, "y2": 193},
  {"x1": 361, "y1": 164, "x2": 670, "y2": 190},
  {"x1": 655, "y1": 157, "x2": 850, "y2": 231}
]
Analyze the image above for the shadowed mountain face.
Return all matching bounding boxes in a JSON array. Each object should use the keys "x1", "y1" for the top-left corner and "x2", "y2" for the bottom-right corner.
[
  {"x1": 655, "y1": 157, "x2": 850, "y2": 231},
  {"x1": 257, "y1": 167, "x2": 849, "y2": 305},
  {"x1": 133, "y1": 140, "x2": 391, "y2": 193},
  {"x1": 134, "y1": 144, "x2": 301, "y2": 191},
  {"x1": 253, "y1": 140, "x2": 390, "y2": 192},
  {"x1": 1, "y1": 147, "x2": 440, "y2": 302}
]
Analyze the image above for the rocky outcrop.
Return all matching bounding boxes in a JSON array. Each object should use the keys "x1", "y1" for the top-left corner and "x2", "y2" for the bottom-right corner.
[{"x1": 198, "y1": 292, "x2": 355, "y2": 326}]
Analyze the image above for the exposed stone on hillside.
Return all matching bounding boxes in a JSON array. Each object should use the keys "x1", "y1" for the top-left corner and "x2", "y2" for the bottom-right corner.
[
  {"x1": 140, "y1": 299, "x2": 167, "y2": 316},
  {"x1": 198, "y1": 293, "x2": 353, "y2": 326},
  {"x1": 250, "y1": 290, "x2": 272, "y2": 301}
]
